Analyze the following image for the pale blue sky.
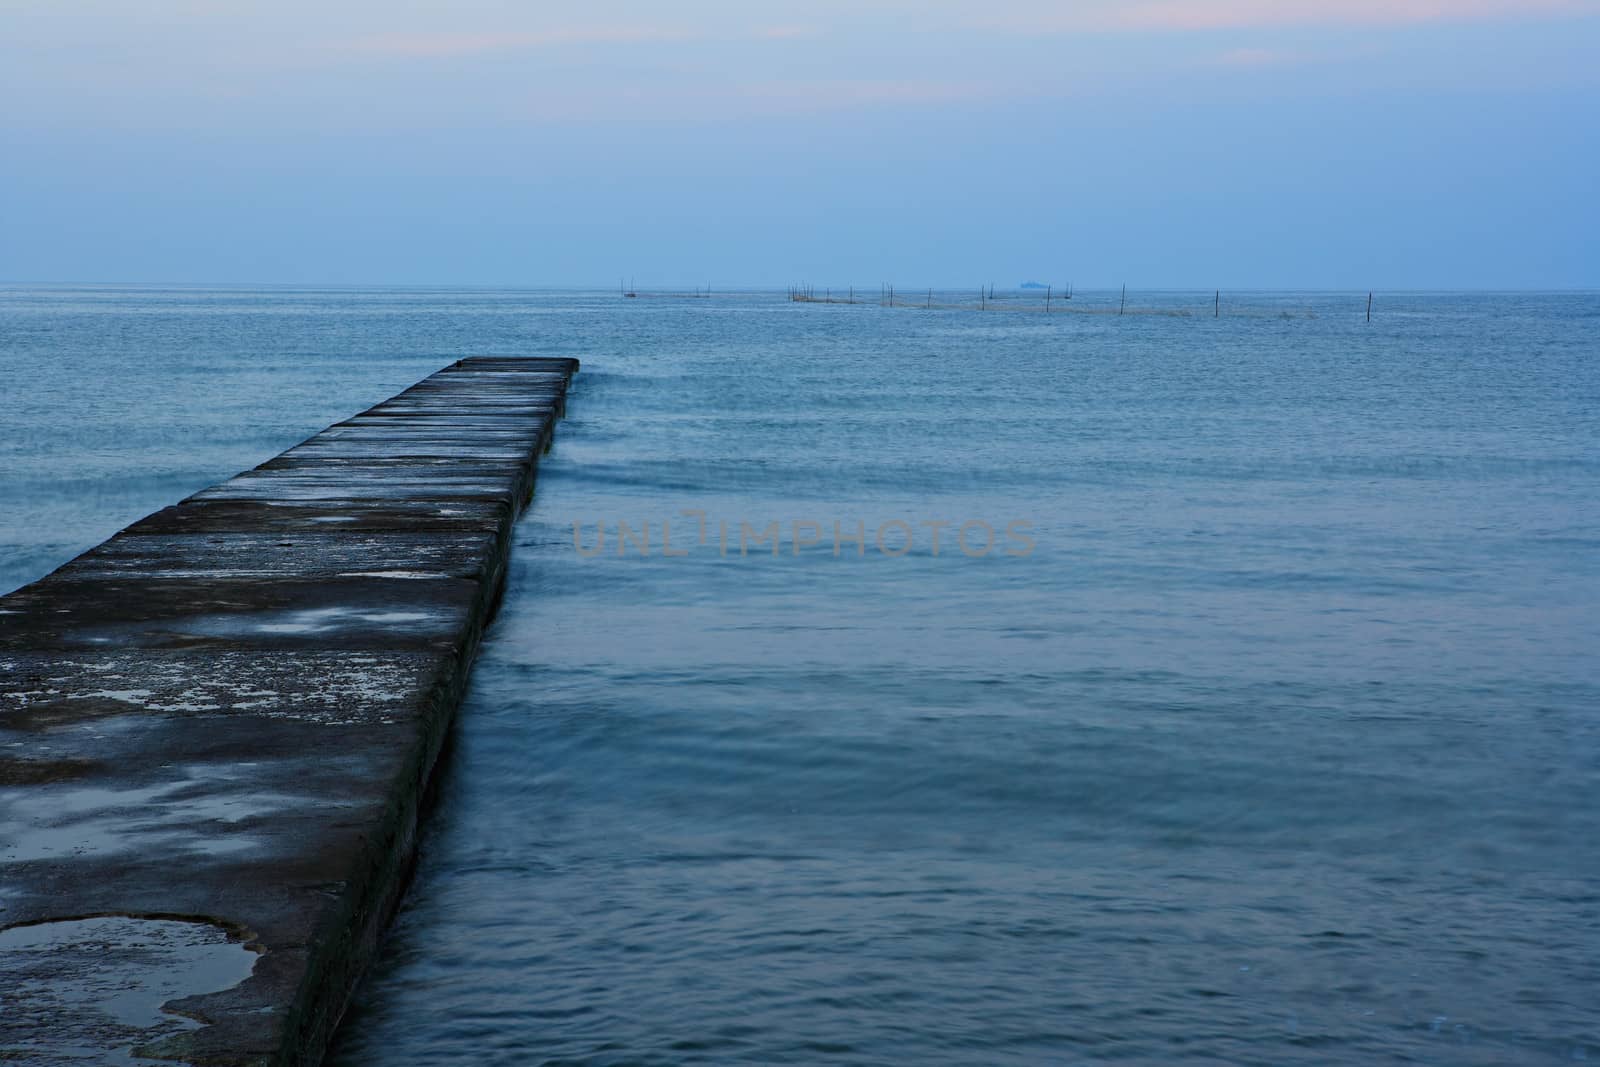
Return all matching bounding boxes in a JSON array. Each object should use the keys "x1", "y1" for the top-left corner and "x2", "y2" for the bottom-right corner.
[{"x1": 2, "y1": 1, "x2": 1596, "y2": 287}]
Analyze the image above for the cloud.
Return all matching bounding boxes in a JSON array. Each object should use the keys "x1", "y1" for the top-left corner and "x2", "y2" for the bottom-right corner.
[
  {"x1": 515, "y1": 78, "x2": 995, "y2": 122},
  {"x1": 342, "y1": 27, "x2": 693, "y2": 58},
  {"x1": 1204, "y1": 41, "x2": 1391, "y2": 69},
  {"x1": 337, "y1": 23, "x2": 822, "y2": 59},
  {"x1": 754, "y1": 25, "x2": 822, "y2": 40},
  {"x1": 741, "y1": 79, "x2": 991, "y2": 105},
  {"x1": 1211, "y1": 47, "x2": 1302, "y2": 66},
  {"x1": 989, "y1": 0, "x2": 1595, "y2": 33},
  {"x1": 1123, "y1": 0, "x2": 1589, "y2": 29}
]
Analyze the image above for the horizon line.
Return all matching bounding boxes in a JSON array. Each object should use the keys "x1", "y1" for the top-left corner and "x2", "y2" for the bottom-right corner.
[{"x1": 3, "y1": 280, "x2": 1597, "y2": 294}]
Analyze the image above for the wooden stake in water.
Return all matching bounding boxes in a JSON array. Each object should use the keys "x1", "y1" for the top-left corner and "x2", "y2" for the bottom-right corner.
[
  {"x1": 1215, "y1": 290, "x2": 1220, "y2": 318},
  {"x1": 981, "y1": 287, "x2": 986, "y2": 310},
  {"x1": 1120, "y1": 285, "x2": 1127, "y2": 316},
  {"x1": 1367, "y1": 292, "x2": 1373, "y2": 323}
]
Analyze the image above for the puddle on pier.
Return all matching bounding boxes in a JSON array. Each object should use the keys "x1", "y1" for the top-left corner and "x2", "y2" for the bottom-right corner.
[{"x1": 0, "y1": 915, "x2": 259, "y2": 1064}]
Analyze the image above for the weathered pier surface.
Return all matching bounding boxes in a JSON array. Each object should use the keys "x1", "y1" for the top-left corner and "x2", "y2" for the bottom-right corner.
[{"x1": 0, "y1": 357, "x2": 579, "y2": 1065}]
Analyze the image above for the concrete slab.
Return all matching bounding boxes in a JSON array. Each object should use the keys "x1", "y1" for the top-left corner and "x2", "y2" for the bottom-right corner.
[
  {"x1": 0, "y1": 356, "x2": 579, "y2": 1065},
  {"x1": 47, "y1": 533, "x2": 497, "y2": 582}
]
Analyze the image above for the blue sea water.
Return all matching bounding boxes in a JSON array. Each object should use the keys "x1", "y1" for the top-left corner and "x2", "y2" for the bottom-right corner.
[{"x1": 2, "y1": 286, "x2": 1597, "y2": 1064}]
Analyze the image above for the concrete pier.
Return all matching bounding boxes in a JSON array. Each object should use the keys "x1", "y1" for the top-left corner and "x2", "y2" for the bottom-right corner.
[{"x1": 0, "y1": 357, "x2": 579, "y2": 1065}]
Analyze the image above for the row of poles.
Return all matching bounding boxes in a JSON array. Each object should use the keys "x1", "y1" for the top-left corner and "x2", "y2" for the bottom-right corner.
[
  {"x1": 621, "y1": 279, "x2": 714, "y2": 298},
  {"x1": 789, "y1": 284, "x2": 1379, "y2": 320},
  {"x1": 789, "y1": 283, "x2": 1082, "y2": 308}
]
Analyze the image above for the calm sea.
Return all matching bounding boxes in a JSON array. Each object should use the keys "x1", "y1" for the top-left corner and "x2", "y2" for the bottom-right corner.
[{"x1": 2, "y1": 286, "x2": 1597, "y2": 1064}]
